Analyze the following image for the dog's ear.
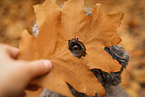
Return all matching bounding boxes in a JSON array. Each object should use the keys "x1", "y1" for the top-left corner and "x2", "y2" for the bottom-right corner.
[
  {"x1": 91, "y1": 45, "x2": 129, "y2": 87},
  {"x1": 105, "y1": 45, "x2": 129, "y2": 70},
  {"x1": 102, "y1": 45, "x2": 129, "y2": 86}
]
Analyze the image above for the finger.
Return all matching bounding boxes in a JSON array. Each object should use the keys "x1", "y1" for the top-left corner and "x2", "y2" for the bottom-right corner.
[
  {"x1": 18, "y1": 91, "x2": 26, "y2": 97},
  {"x1": 7, "y1": 46, "x2": 19, "y2": 59},
  {"x1": 25, "y1": 84, "x2": 39, "y2": 91},
  {"x1": 0, "y1": 43, "x2": 19, "y2": 59},
  {"x1": 26, "y1": 60, "x2": 52, "y2": 79}
]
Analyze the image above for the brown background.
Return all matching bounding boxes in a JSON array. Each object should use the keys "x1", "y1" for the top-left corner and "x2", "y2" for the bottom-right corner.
[{"x1": 0, "y1": 0, "x2": 145, "y2": 97}]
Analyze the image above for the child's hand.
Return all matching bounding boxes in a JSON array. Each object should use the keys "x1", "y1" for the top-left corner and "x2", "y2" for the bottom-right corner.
[{"x1": 0, "y1": 44, "x2": 52, "y2": 97}]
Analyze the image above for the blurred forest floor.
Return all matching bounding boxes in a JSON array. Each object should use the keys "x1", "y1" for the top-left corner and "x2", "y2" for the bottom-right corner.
[{"x1": 0, "y1": 0, "x2": 145, "y2": 97}]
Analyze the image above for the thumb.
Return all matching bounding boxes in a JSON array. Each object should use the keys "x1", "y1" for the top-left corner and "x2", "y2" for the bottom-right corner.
[{"x1": 25, "y1": 60, "x2": 52, "y2": 79}]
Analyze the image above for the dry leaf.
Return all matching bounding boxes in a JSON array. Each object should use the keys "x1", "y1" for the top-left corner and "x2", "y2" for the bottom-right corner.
[{"x1": 18, "y1": 0, "x2": 123, "y2": 96}]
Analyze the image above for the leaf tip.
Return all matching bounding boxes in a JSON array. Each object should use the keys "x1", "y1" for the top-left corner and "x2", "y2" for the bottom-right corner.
[{"x1": 21, "y1": 29, "x2": 33, "y2": 39}]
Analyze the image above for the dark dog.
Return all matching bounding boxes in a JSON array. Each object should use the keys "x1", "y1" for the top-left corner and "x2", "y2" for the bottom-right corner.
[
  {"x1": 39, "y1": 45, "x2": 130, "y2": 97},
  {"x1": 68, "y1": 45, "x2": 129, "y2": 97}
]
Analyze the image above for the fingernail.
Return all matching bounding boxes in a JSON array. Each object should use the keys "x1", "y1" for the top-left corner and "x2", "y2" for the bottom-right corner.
[{"x1": 44, "y1": 60, "x2": 52, "y2": 70}]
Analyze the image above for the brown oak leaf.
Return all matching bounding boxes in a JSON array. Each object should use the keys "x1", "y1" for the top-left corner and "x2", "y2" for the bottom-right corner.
[{"x1": 18, "y1": 0, "x2": 123, "y2": 96}]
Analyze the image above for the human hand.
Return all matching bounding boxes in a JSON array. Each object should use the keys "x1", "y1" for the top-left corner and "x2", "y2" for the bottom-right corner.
[{"x1": 0, "y1": 44, "x2": 52, "y2": 97}]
